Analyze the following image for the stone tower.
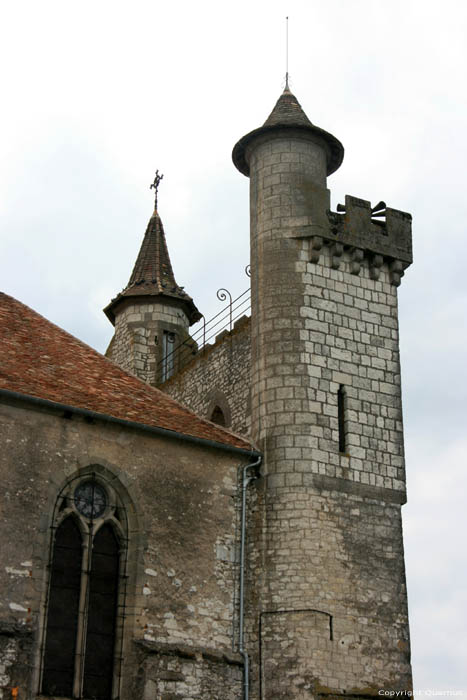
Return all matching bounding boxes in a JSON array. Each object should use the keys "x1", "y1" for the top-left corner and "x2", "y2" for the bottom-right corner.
[
  {"x1": 105, "y1": 204, "x2": 201, "y2": 385},
  {"x1": 233, "y1": 87, "x2": 413, "y2": 696}
]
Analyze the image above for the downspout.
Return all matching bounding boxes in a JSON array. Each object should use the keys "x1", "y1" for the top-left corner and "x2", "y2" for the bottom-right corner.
[{"x1": 239, "y1": 455, "x2": 261, "y2": 700}]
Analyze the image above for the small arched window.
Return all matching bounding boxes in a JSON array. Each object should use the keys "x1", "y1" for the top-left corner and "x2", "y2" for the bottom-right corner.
[
  {"x1": 210, "y1": 404, "x2": 226, "y2": 427},
  {"x1": 162, "y1": 330, "x2": 176, "y2": 381},
  {"x1": 41, "y1": 475, "x2": 127, "y2": 699}
]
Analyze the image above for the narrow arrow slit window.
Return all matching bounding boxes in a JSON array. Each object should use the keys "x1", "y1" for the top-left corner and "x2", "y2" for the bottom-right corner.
[{"x1": 338, "y1": 385, "x2": 346, "y2": 453}]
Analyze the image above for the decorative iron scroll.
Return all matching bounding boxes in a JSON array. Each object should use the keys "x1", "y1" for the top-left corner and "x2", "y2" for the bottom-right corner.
[
  {"x1": 156, "y1": 277, "x2": 251, "y2": 379},
  {"x1": 216, "y1": 288, "x2": 233, "y2": 331}
]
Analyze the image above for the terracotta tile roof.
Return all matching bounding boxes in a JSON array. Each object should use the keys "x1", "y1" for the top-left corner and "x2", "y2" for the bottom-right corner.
[
  {"x1": 0, "y1": 292, "x2": 253, "y2": 452},
  {"x1": 104, "y1": 210, "x2": 201, "y2": 325},
  {"x1": 232, "y1": 87, "x2": 344, "y2": 177}
]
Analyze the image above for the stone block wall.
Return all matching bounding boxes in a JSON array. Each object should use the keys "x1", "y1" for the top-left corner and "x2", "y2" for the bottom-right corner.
[
  {"x1": 162, "y1": 316, "x2": 252, "y2": 437},
  {"x1": 246, "y1": 481, "x2": 411, "y2": 698},
  {"x1": 260, "y1": 608, "x2": 332, "y2": 698},
  {"x1": 106, "y1": 300, "x2": 191, "y2": 385},
  {"x1": 134, "y1": 641, "x2": 243, "y2": 700},
  {"x1": 266, "y1": 243, "x2": 406, "y2": 495}
]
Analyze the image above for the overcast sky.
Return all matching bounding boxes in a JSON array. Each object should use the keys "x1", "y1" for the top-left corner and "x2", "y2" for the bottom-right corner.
[{"x1": 1, "y1": 0, "x2": 466, "y2": 693}]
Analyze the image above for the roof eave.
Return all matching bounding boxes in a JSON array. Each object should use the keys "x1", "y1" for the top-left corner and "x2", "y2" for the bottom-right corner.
[
  {"x1": 232, "y1": 123, "x2": 344, "y2": 177},
  {"x1": 104, "y1": 289, "x2": 202, "y2": 326},
  {"x1": 0, "y1": 388, "x2": 259, "y2": 457}
]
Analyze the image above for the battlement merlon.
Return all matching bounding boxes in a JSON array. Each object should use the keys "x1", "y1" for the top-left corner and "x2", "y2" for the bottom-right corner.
[{"x1": 290, "y1": 194, "x2": 413, "y2": 286}]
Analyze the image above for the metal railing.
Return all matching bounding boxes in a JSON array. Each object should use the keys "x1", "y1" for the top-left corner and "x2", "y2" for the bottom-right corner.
[{"x1": 157, "y1": 278, "x2": 251, "y2": 380}]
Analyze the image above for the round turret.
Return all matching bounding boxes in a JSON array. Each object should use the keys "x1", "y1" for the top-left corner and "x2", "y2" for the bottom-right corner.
[
  {"x1": 104, "y1": 204, "x2": 201, "y2": 386},
  {"x1": 232, "y1": 87, "x2": 344, "y2": 180}
]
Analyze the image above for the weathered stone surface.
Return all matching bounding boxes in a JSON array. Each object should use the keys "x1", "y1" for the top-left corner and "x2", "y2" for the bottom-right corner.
[
  {"x1": 0, "y1": 399, "x2": 250, "y2": 698},
  {"x1": 162, "y1": 316, "x2": 251, "y2": 437},
  {"x1": 1, "y1": 86, "x2": 414, "y2": 700},
  {"x1": 237, "y1": 119, "x2": 412, "y2": 696},
  {"x1": 106, "y1": 299, "x2": 194, "y2": 386}
]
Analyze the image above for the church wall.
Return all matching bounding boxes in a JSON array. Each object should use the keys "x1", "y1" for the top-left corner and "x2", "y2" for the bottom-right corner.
[
  {"x1": 162, "y1": 315, "x2": 251, "y2": 437},
  {"x1": 0, "y1": 398, "x2": 249, "y2": 699}
]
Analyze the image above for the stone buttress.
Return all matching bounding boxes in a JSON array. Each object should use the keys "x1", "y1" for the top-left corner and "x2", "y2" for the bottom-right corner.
[
  {"x1": 105, "y1": 206, "x2": 201, "y2": 385},
  {"x1": 233, "y1": 88, "x2": 413, "y2": 697}
]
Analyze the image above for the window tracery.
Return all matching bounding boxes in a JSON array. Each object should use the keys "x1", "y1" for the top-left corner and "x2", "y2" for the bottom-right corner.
[{"x1": 41, "y1": 472, "x2": 128, "y2": 700}]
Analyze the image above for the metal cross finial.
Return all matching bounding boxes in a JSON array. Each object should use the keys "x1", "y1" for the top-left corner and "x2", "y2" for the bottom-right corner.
[{"x1": 150, "y1": 170, "x2": 164, "y2": 209}]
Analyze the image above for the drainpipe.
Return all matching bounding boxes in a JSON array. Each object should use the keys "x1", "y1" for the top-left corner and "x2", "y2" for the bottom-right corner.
[{"x1": 239, "y1": 455, "x2": 261, "y2": 700}]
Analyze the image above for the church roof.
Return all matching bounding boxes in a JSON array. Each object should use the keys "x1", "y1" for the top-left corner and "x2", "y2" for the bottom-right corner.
[
  {"x1": 232, "y1": 87, "x2": 344, "y2": 177},
  {"x1": 104, "y1": 210, "x2": 201, "y2": 325},
  {"x1": 0, "y1": 293, "x2": 252, "y2": 452}
]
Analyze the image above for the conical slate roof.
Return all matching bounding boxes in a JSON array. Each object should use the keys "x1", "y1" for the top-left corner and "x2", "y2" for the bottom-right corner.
[
  {"x1": 104, "y1": 209, "x2": 201, "y2": 325},
  {"x1": 128, "y1": 209, "x2": 180, "y2": 290},
  {"x1": 232, "y1": 86, "x2": 344, "y2": 177},
  {"x1": 263, "y1": 87, "x2": 314, "y2": 129}
]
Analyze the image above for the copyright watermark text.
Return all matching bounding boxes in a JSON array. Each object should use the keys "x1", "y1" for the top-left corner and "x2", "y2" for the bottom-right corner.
[{"x1": 378, "y1": 692, "x2": 463, "y2": 697}]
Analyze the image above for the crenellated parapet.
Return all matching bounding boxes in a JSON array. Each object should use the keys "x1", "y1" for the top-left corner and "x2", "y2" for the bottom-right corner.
[{"x1": 305, "y1": 195, "x2": 412, "y2": 286}]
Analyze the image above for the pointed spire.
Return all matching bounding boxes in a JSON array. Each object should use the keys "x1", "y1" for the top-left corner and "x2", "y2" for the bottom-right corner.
[
  {"x1": 262, "y1": 87, "x2": 314, "y2": 130},
  {"x1": 127, "y1": 210, "x2": 178, "y2": 291},
  {"x1": 104, "y1": 207, "x2": 201, "y2": 325},
  {"x1": 232, "y1": 86, "x2": 344, "y2": 177}
]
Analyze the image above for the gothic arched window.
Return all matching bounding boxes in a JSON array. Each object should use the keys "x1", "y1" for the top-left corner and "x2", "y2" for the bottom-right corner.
[
  {"x1": 207, "y1": 390, "x2": 231, "y2": 429},
  {"x1": 41, "y1": 474, "x2": 128, "y2": 700}
]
